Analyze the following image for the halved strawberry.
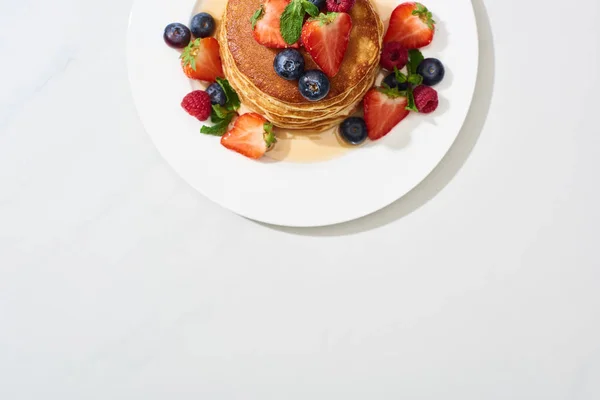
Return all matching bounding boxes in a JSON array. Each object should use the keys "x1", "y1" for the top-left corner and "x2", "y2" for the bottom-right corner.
[
  {"x1": 221, "y1": 113, "x2": 277, "y2": 159},
  {"x1": 301, "y1": 12, "x2": 352, "y2": 77},
  {"x1": 383, "y1": 2, "x2": 435, "y2": 49},
  {"x1": 363, "y1": 87, "x2": 409, "y2": 140},
  {"x1": 180, "y1": 38, "x2": 224, "y2": 82},
  {"x1": 252, "y1": 0, "x2": 300, "y2": 49}
]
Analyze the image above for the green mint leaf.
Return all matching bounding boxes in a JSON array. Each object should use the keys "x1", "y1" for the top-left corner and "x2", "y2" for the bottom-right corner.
[
  {"x1": 280, "y1": 0, "x2": 304, "y2": 45},
  {"x1": 408, "y1": 74, "x2": 423, "y2": 85},
  {"x1": 408, "y1": 49, "x2": 424, "y2": 75},
  {"x1": 201, "y1": 113, "x2": 234, "y2": 136},
  {"x1": 210, "y1": 108, "x2": 224, "y2": 123},
  {"x1": 405, "y1": 85, "x2": 419, "y2": 112},
  {"x1": 301, "y1": 0, "x2": 320, "y2": 17},
  {"x1": 393, "y1": 66, "x2": 408, "y2": 83},
  {"x1": 250, "y1": 5, "x2": 264, "y2": 30},
  {"x1": 212, "y1": 104, "x2": 229, "y2": 121},
  {"x1": 216, "y1": 77, "x2": 241, "y2": 111}
]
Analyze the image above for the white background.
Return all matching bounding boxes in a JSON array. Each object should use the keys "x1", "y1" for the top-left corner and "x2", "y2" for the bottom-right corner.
[{"x1": 1, "y1": 0, "x2": 599, "y2": 398}]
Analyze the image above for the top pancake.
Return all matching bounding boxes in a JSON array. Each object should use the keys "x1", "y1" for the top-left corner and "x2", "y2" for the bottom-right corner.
[{"x1": 224, "y1": 0, "x2": 382, "y2": 104}]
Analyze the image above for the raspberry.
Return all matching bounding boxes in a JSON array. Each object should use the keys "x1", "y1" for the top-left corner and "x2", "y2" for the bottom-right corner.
[
  {"x1": 380, "y1": 42, "x2": 408, "y2": 71},
  {"x1": 326, "y1": 0, "x2": 355, "y2": 13},
  {"x1": 413, "y1": 85, "x2": 439, "y2": 114},
  {"x1": 181, "y1": 90, "x2": 211, "y2": 121}
]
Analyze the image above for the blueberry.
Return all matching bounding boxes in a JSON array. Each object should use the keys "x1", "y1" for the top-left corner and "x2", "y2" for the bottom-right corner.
[
  {"x1": 308, "y1": 0, "x2": 326, "y2": 10},
  {"x1": 206, "y1": 82, "x2": 226, "y2": 106},
  {"x1": 274, "y1": 49, "x2": 305, "y2": 80},
  {"x1": 298, "y1": 70, "x2": 330, "y2": 101},
  {"x1": 190, "y1": 13, "x2": 215, "y2": 38},
  {"x1": 382, "y1": 73, "x2": 409, "y2": 91},
  {"x1": 163, "y1": 23, "x2": 191, "y2": 49},
  {"x1": 339, "y1": 117, "x2": 368, "y2": 145},
  {"x1": 416, "y1": 58, "x2": 445, "y2": 86}
]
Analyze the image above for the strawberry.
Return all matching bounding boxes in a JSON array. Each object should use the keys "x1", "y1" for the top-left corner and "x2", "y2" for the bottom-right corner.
[
  {"x1": 180, "y1": 38, "x2": 224, "y2": 82},
  {"x1": 301, "y1": 12, "x2": 352, "y2": 77},
  {"x1": 363, "y1": 87, "x2": 410, "y2": 140},
  {"x1": 383, "y1": 2, "x2": 435, "y2": 49},
  {"x1": 252, "y1": 0, "x2": 300, "y2": 49},
  {"x1": 221, "y1": 113, "x2": 277, "y2": 159}
]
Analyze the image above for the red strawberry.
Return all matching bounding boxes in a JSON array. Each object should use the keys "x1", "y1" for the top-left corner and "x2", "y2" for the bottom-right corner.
[
  {"x1": 180, "y1": 38, "x2": 224, "y2": 82},
  {"x1": 363, "y1": 87, "x2": 410, "y2": 140},
  {"x1": 221, "y1": 113, "x2": 277, "y2": 159},
  {"x1": 252, "y1": 0, "x2": 300, "y2": 49},
  {"x1": 383, "y1": 2, "x2": 436, "y2": 49},
  {"x1": 301, "y1": 12, "x2": 352, "y2": 77}
]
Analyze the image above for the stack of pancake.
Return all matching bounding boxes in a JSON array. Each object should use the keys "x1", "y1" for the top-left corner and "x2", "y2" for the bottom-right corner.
[{"x1": 218, "y1": 0, "x2": 383, "y2": 131}]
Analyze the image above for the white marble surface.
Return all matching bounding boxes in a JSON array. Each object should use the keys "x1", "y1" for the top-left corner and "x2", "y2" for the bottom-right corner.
[{"x1": 1, "y1": 0, "x2": 599, "y2": 398}]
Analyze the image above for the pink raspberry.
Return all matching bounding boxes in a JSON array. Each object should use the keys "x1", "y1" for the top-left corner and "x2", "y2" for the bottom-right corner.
[
  {"x1": 413, "y1": 85, "x2": 439, "y2": 114},
  {"x1": 326, "y1": 0, "x2": 356, "y2": 13},
  {"x1": 380, "y1": 41, "x2": 409, "y2": 71},
  {"x1": 181, "y1": 90, "x2": 211, "y2": 121}
]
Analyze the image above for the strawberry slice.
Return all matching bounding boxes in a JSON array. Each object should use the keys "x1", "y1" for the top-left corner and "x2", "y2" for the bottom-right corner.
[
  {"x1": 301, "y1": 12, "x2": 352, "y2": 77},
  {"x1": 363, "y1": 87, "x2": 410, "y2": 140},
  {"x1": 221, "y1": 113, "x2": 277, "y2": 159},
  {"x1": 383, "y1": 2, "x2": 435, "y2": 49},
  {"x1": 180, "y1": 38, "x2": 224, "y2": 82},
  {"x1": 252, "y1": 0, "x2": 300, "y2": 49}
]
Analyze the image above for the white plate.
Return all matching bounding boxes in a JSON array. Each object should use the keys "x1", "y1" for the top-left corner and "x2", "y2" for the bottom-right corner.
[{"x1": 127, "y1": 0, "x2": 478, "y2": 227}]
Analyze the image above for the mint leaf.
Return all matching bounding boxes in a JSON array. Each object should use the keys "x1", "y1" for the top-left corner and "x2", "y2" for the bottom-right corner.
[
  {"x1": 408, "y1": 74, "x2": 423, "y2": 85},
  {"x1": 405, "y1": 85, "x2": 419, "y2": 112},
  {"x1": 216, "y1": 77, "x2": 241, "y2": 111},
  {"x1": 250, "y1": 5, "x2": 264, "y2": 30},
  {"x1": 280, "y1": 0, "x2": 304, "y2": 44},
  {"x1": 201, "y1": 113, "x2": 234, "y2": 136},
  {"x1": 202, "y1": 80, "x2": 240, "y2": 136},
  {"x1": 393, "y1": 66, "x2": 408, "y2": 83},
  {"x1": 211, "y1": 104, "x2": 229, "y2": 121},
  {"x1": 408, "y1": 49, "x2": 424, "y2": 75},
  {"x1": 301, "y1": 0, "x2": 319, "y2": 17}
]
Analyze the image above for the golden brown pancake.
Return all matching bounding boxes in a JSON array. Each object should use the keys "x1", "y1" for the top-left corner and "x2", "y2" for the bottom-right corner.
[{"x1": 219, "y1": 0, "x2": 383, "y2": 130}]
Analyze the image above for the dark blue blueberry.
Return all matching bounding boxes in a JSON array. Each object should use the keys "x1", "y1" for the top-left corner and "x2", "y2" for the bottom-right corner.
[
  {"x1": 190, "y1": 13, "x2": 215, "y2": 38},
  {"x1": 273, "y1": 49, "x2": 305, "y2": 80},
  {"x1": 416, "y1": 58, "x2": 445, "y2": 86},
  {"x1": 339, "y1": 117, "x2": 368, "y2": 145},
  {"x1": 298, "y1": 70, "x2": 330, "y2": 101},
  {"x1": 163, "y1": 23, "x2": 191, "y2": 49},
  {"x1": 206, "y1": 83, "x2": 226, "y2": 106},
  {"x1": 309, "y1": 0, "x2": 327, "y2": 10},
  {"x1": 382, "y1": 73, "x2": 409, "y2": 91}
]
